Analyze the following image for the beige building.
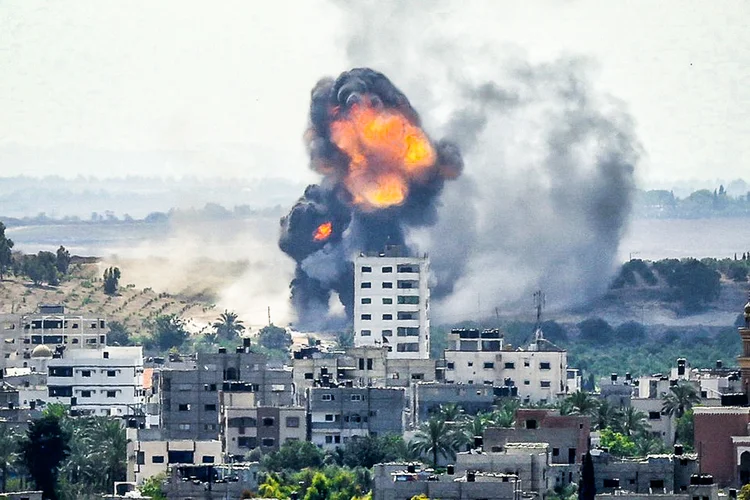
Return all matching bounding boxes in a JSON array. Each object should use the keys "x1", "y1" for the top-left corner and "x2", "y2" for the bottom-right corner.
[{"x1": 443, "y1": 329, "x2": 576, "y2": 404}]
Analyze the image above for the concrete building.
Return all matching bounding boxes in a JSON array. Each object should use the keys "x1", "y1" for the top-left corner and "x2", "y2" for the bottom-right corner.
[
  {"x1": 308, "y1": 386, "x2": 406, "y2": 450},
  {"x1": 456, "y1": 443, "x2": 551, "y2": 493},
  {"x1": 44, "y1": 346, "x2": 144, "y2": 416},
  {"x1": 594, "y1": 475, "x2": 718, "y2": 500},
  {"x1": 220, "y1": 391, "x2": 306, "y2": 460},
  {"x1": 127, "y1": 427, "x2": 223, "y2": 485},
  {"x1": 590, "y1": 449, "x2": 698, "y2": 494},
  {"x1": 162, "y1": 462, "x2": 262, "y2": 499},
  {"x1": 372, "y1": 463, "x2": 522, "y2": 500},
  {"x1": 483, "y1": 409, "x2": 590, "y2": 466},
  {"x1": 293, "y1": 345, "x2": 437, "y2": 402},
  {"x1": 411, "y1": 383, "x2": 495, "y2": 426},
  {"x1": 157, "y1": 343, "x2": 295, "y2": 441},
  {"x1": 353, "y1": 248, "x2": 430, "y2": 359},
  {"x1": 443, "y1": 329, "x2": 577, "y2": 404},
  {"x1": 0, "y1": 305, "x2": 107, "y2": 370}
]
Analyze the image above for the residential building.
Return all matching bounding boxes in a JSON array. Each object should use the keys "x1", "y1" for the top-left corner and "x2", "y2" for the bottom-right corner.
[
  {"x1": 307, "y1": 386, "x2": 405, "y2": 450},
  {"x1": 158, "y1": 343, "x2": 295, "y2": 440},
  {"x1": 589, "y1": 448, "x2": 698, "y2": 494},
  {"x1": 0, "y1": 305, "x2": 107, "y2": 370},
  {"x1": 44, "y1": 346, "x2": 144, "y2": 416},
  {"x1": 162, "y1": 462, "x2": 262, "y2": 499},
  {"x1": 373, "y1": 463, "x2": 522, "y2": 500},
  {"x1": 410, "y1": 382, "x2": 495, "y2": 426},
  {"x1": 456, "y1": 443, "x2": 552, "y2": 493},
  {"x1": 220, "y1": 391, "x2": 306, "y2": 460},
  {"x1": 126, "y1": 427, "x2": 222, "y2": 485},
  {"x1": 353, "y1": 248, "x2": 430, "y2": 359},
  {"x1": 443, "y1": 328, "x2": 577, "y2": 404}
]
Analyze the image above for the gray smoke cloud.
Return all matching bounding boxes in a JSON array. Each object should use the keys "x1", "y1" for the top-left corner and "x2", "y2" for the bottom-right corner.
[{"x1": 337, "y1": 1, "x2": 640, "y2": 321}]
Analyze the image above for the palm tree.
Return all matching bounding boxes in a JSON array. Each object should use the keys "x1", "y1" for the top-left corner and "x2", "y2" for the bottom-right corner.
[
  {"x1": 91, "y1": 417, "x2": 127, "y2": 489},
  {"x1": 619, "y1": 406, "x2": 648, "y2": 438},
  {"x1": 563, "y1": 391, "x2": 598, "y2": 416},
  {"x1": 634, "y1": 435, "x2": 664, "y2": 457},
  {"x1": 592, "y1": 401, "x2": 619, "y2": 431},
  {"x1": 212, "y1": 310, "x2": 245, "y2": 340},
  {"x1": 411, "y1": 417, "x2": 462, "y2": 466},
  {"x1": 462, "y1": 413, "x2": 489, "y2": 442},
  {"x1": 662, "y1": 382, "x2": 700, "y2": 418},
  {"x1": 486, "y1": 407, "x2": 516, "y2": 429},
  {"x1": 0, "y1": 425, "x2": 17, "y2": 492},
  {"x1": 437, "y1": 403, "x2": 465, "y2": 423}
]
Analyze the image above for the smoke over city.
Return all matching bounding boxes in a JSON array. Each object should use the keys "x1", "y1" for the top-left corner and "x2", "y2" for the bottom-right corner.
[
  {"x1": 278, "y1": 3, "x2": 640, "y2": 329},
  {"x1": 279, "y1": 69, "x2": 463, "y2": 328}
]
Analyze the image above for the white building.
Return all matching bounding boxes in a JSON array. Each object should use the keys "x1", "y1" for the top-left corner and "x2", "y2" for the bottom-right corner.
[
  {"x1": 353, "y1": 249, "x2": 430, "y2": 359},
  {"x1": 443, "y1": 328, "x2": 577, "y2": 404},
  {"x1": 46, "y1": 345, "x2": 144, "y2": 416}
]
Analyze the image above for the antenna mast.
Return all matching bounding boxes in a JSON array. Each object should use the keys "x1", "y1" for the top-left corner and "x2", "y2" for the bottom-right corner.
[{"x1": 533, "y1": 290, "x2": 545, "y2": 341}]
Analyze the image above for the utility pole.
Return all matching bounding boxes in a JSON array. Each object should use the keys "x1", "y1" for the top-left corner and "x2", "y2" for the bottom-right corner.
[
  {"x1": 533, "y1": 290, "x2": 545, "y2": 341},
  {"x1": 267, "y1": 306, "x2": 271, "y2": 326}
]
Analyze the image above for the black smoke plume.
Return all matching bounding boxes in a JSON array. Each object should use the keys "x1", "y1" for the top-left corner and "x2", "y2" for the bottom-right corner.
[{"x1": 279, "y1": 68, "x2": 463, "y2": 329}]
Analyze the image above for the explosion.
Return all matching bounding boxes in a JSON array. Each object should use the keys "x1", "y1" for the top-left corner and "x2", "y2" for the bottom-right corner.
[{"x1": 279, "y1": 68, "x2": 463, "y2": 328}]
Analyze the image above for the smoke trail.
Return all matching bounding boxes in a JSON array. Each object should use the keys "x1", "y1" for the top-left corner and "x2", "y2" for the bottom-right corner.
[{"x1": 338, "y1": 2, "x2": 640, "y2": 321}]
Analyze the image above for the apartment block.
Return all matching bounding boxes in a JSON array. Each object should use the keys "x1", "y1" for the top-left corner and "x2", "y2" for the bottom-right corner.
[
  {"x1": 353, "y1": 249, "x2": 430, "y2": 359},
  {"x1": 308, "y1": 386, "x2": 405, "y2": 450}
]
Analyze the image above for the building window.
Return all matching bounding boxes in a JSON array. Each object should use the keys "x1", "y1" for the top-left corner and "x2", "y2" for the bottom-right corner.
[
  {"x1": 382, "y1": 282, "x2": 393, "y2": 289},
  {"x1": 81, "y1": 370, "x2": 91, "y2": 377},
  {"x1": 524, "y1": 380, "x2": 530, "y2": 385},
  {"x1": 468, "y1": 362, "x2": 474, "y2": 367},
  {"x1": 382, "y1": 298, "x2": 393, "y2": 304},
  {"x1": 325, "y1": 414, "x2": 334, "y2": 422},
  {"x1": 648, "y1": 411, "x2": 661, "y2": 420},
  {"x1": 322, "y1": 393, "x2": 334, "y2": 401},
  {"x1": 49, "y1": 367, "x2": 73, "y2": 377},
  {"x1": 396, "y1": 343, "x2": 419, "y2": 353},
  {"x1": 367, "y1": 358, "x2": 373, "y2": 370},
  {"x1": 204, "y1": 404, "x2": 217, "y2": 411},
  {"x1": 360, "y1": 314, "x2": 371, "y2": 320},
  {"x1": 361, "y1": 298, "x2": 371, "y2": 304},
  {"x1": 382, "y1": 329, "x2": 393, "y2": 336},
  {"x1": 447, "y1": 362, "x2": 455, "y2": 370},
  {"x1": 204, "y1": 424, "x2": 217, "y2": 431},
  {"x1": 397, "y1": 264, "x2": 418, "y2": 273},
  {"x1": 178, "y1": 423, "x2": 191, "y2": 431},
  {"x1": 397, "y1": 311, "x2": 417, "y2": 320},
  {"x1": 362, "y1": 266, "x2": 372, "y2": 273},
  {"x1": 397, "y1": 295, "x2": 419, "y2": 305},
  {"x1": 552, "y1": 448, "x2": 560, "y2": 456},
  {"x1": 178, "y1": 404, "x2": 190, "y2": 411},
  {"x1": 396, "y1": 327, "x2": 419, "y2": 336},
  {"x1": 106, "y1": 390, "x2": 117, "y2": 398},
  {"x1": 361, "y1": 282, "x2": 371, "y2": 289},
  {"x1": 263, "y1": 417, "x2": 275, "y2": 427},
  {"x1": 382, "y1": 314, "x2": 392, "y2": 320},
  {"x1": 305, "y1": 372, "x2": 313, "y2": 380},
  {"x1": 504, "y1": 362, "x2": 515, "y2": 369},
  {"x1": 351, "y1": 394, "x2": 363, "y2": 401},
  {"x1": 540, "y1": 381, "x2": 551, "y2": 388},
  {"x1": 382, "y1": 266, "x2": 393, "y2": 273},
  {"x1": 81, "y1": 390, "x2": 92, "y2": 398},
  {"x1": 107, "y1": 370, "x2": 117, "y2": 377},
  {"x1": 136, "y1": 452, "x2": 145, "y2": 465},
  {"x1": 152, "y1": 455, "x2": 165, "y2": 464},
  {"x1": 238, "y1": 437, "x2": 256, "y2": 448},
  {"x1": 524, "y1": 359, "x2": 530, "y2": 367},
  {"x1": 325, "y1": 435, "x2": 333, "y2": 444},
  {"x1": 360, "y1": 330, "x2": 371, "y2": 336},
  {"x1": 539, "y1": 362, "x2": 551, "y2": 370},
  {"x1": 202, "y1": 456, "x2": 215, "y2": 463},
  {"x1": 286, "y1": 417, "x2": 300, "y2": 428},
  {"x1": 483, "y1": 362, "x2": 494, "y2": 369}
]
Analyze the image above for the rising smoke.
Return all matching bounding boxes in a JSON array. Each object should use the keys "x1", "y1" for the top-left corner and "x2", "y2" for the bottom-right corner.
[
  {"x1": 279, "y1": 68, "x2": 463, "y2": 329},
  {"x1": 279, "y1": 2, "x2": 640, "y2": 328}
]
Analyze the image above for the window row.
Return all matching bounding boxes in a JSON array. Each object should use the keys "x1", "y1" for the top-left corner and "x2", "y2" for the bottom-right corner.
[
  {"x1": 49, "y1": 367, "x2": 123, "y2": 377},
  {"x1": 360, "y1": 312, "x2": 419, "y2": 321},
  {"x1": 361, "y1": 265, "x2": 419, "y2": 273},
  {"x1": 361, "y1": 280, "x2": 419, "y2": 289},
  {"x1": 360, "y1": 296, "x2": 420, "y2": 305}
]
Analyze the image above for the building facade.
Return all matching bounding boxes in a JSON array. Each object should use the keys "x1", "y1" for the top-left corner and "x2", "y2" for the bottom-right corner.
[{"x1": 353, "y1": 250, "x2": 430, "y2": 359}]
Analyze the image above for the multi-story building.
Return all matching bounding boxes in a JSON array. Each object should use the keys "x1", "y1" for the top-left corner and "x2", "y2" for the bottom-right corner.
[
  {"x1": 353, "y1": 248, "x2": 430, "y2": 359},
  {"x1": 220, "y1": 391, "x2": 306, "y2": 460},
  {"x1": 307, "y1": 386, "x2": 406, "y2": 450},
  {"x1": 1, "y1": 305, "x2": 107, "y2": 370},
  {"x1": 410, "y1": 383, "x2": 495, "y2": 426},
  {"x1": 46, "y1": 345, "x2": 144, "y2": 416},
  {"x1": 158, "y1": 343, "x2": 295, "y2": 441},
  {"x1": 443, "y1": 328, "x2": 577, "y2": 404}
]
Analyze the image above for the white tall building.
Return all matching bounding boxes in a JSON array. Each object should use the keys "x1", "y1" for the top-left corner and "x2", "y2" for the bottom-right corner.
[
  {"x1": 46, "y1": 345, "x2": 144, "y2": 416},
  {"x1": 353, "y1": 249, "x2": 430, "y2": 359}
]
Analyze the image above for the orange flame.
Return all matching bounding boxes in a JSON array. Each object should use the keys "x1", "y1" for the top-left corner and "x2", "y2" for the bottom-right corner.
[
  {"x1": 330, "y1": 101, "x2": 436, "y2": 211},
  {"x1": 313, "y1": 221, "x2": 333, "y2": 241}
]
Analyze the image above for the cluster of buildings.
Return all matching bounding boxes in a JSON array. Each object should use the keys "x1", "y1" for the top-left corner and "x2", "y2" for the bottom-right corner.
[{"x1": 1, "y1": 250, "x2": 749, "y2": 500}]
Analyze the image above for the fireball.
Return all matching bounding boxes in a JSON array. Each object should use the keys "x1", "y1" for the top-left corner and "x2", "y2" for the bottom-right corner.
[{"x1": 312, "y1": 221, "x2": 333, "y2": 242}]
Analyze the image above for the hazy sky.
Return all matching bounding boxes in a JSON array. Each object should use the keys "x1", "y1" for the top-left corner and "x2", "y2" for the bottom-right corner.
[{"x1": 1, "y1": 1, "x2": 748, "y2": 186}]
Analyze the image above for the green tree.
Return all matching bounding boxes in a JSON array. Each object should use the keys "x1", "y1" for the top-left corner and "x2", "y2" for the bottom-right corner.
[
  {"x1": 337, "y1": 434, "x2": 412, "y2": 469},
  {"x1": 562, "y1": 391, "x2": 598, "y2": 416},
  {"x1": 262, "y1": 440, "x2": 325, "y2": 471},
  {"x1": 411, "y1": 417, "x2": 463, "y2": 466},
  {"x1": 22, "y1": 251, "x2": 59, "y2": 286},
  {"x1": 0, "y1": 425, "x2": 17, "y2": 492},
  {"x1": 634, "y1": 435, "x2": 665, "y2": 457},
  {"x1": 0, "y1": 222, "x2": 13, "y2": 281},
  {"x1": 303, "y1": 471, "x2": 330, "y2": 500},
  {"x1": 212, "y1": 310, "x2": 246, "y2": 340},
  {"x1": 579, "y1": 451, "x2": 596, "y2": 500},
  {"x1": 19, "y1": 414, "x2": 71, "y2": 500},
  {"x1": 675, "y1": 409, "x2": 695, "y2": 450},
  {"x1": 103, "y1": 267, "x2": 121, "y2": 295},
  {"x1": 662, "y1": 382, "x2": 700, "y2": 418},
  {"x1": 618, "y1": 406, "x2": 648, "y2": 438},
  {"x1": 614, "y1": 321, "x2": 647, "y2": 344},
  {"x1": 258, "y1": 324, "x2": 292, "y2": 351},
  {"x1": 139, "y1": 472, "x2": 167, "y2": 500},
  {"x1": 55, "y1": 246, "x2": 71, "y2": 275},
  {"x1": 599, "y1": 428, "x2": 636, "y2": 457},
  {"x1": 738, "y1": 483, "x2": 750, "y2": 500},
  {"x1": 107, "y1": 321, "x2": 132, "y2": 346},
  {"x1": 591, "y1": 401, "x2": 619, "y2": 431},
  {"x1": 147, "y1": 315, "x2": 189, "y2": 351}
]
